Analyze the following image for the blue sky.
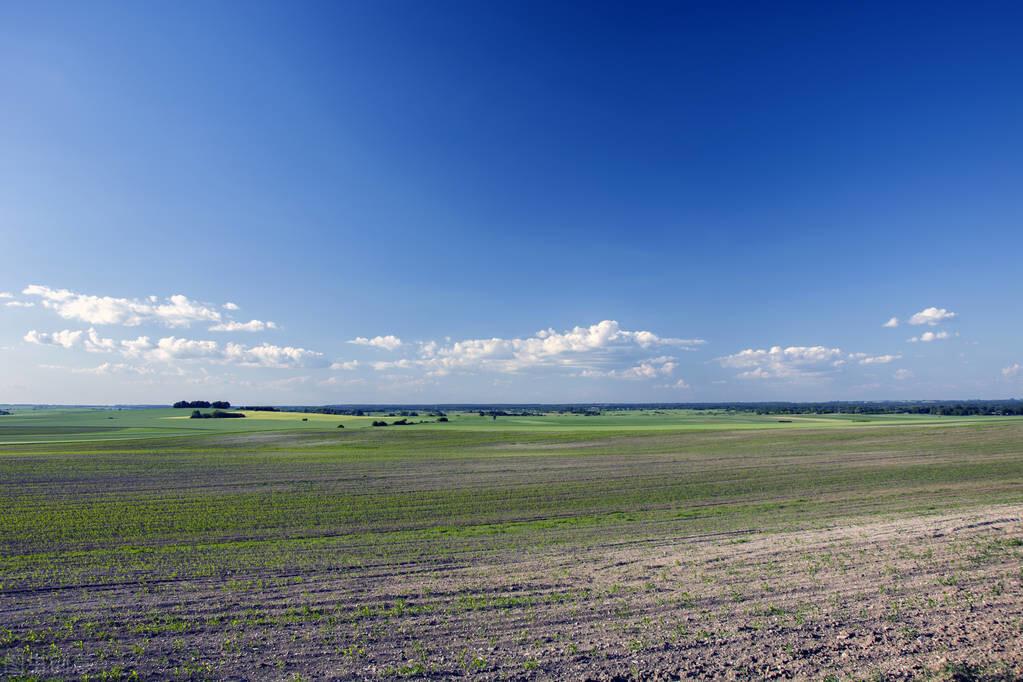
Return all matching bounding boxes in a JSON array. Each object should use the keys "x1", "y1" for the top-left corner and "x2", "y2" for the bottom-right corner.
[{"x1": 1, "y1": 1, "x2": 1021, "y2": 404}]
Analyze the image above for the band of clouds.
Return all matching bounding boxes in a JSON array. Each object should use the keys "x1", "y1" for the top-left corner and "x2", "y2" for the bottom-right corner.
[
  {"x1": 716, "y1": 347, "x2": 905, "y2": 380},
  {"x1": 408, "y1": 320, "x2": 703, "y2": 376},
  {"x1": 579, "y1": 355, "x2": 678, "y2": 380},
  {"x1": 21, "y1": 301, "x2": 703, "y2": 381},
  {"x1": 21, "y1": 285, "x2": 276, "y2": 332},
  {"x1": 18, "y1": 283, "x2": 961, "y2": 389},
  {"x1": 349, "y1": 335, "x2": 403, "y2": 351},
  {"x1": 25, "y1": 328, "x2": 324, "y2": 369},
  {"x1": 209, "y1": 320, "x2": 277, "y2": 332}
]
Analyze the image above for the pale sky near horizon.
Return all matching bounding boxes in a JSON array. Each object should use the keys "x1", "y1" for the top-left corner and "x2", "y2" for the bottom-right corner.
[{"x1": 2, "y1": 1, "x2": 1021, "y2": 404}]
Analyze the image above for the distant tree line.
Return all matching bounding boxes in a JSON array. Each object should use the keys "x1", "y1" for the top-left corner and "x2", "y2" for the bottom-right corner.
[
  {"x1": 174, "y1": 400, "x2": 231, "y2": 409},
  {"x1": 168, "y1": 400, "x2": 1023, "y2": 418},
  {"x1": 299, "y1": 407, "x2": 366, "y2": 416},
  {"x1": 729, "y1": 400, "x2": 1023, "y2": 416},
  {"x1": 586, "y1": 401, "x2": 1023, "y2": 415},
  {"x1": 190, "y1": 409, "x2": 246, "y2": 419},
  {"x1": 0, "y1": 409, "x2": 11, "y2": 416},
  {"x1": 478, "y1": 410, "x2": 545, "y2": 418},
  {"x1": 372, "y1": 417, "x2": 449, "y2": 426}
]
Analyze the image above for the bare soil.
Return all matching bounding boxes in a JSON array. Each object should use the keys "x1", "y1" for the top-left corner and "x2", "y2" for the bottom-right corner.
[{"x1": 4, "y1": 506, "x2": 1021, "y2": 680}]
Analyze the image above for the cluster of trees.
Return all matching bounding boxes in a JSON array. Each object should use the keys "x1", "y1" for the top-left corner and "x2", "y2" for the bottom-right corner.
[
  {"x1": 174, "y1": 400, "x2": 230, "y2": 409},
  {"x1": 477, "y1": 409, "x2": 545, "y2": 419},
  {"x1": 190, "y1": 410, "x2": 245, "y2": 419},
  {"x1": 372, "y1": 417, "x2": 449, "y2": 426},
  {"x1": 726, "y1": 400, "x2": 1023, "y2": 416},
  {"x1": 0, "y1": 409, "x2": 11, "y2": 416},
  {"x1": 239, "y1": 406, "x2": 278, "y2": 412},
  {"x1": 299, "y1": 407, "x2": 366, "y2": 416}
]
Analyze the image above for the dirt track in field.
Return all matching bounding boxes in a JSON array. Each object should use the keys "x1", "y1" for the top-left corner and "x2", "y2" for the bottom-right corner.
[{"x1": 3, "y1": 506, "x2": 1021, "y2": 680}]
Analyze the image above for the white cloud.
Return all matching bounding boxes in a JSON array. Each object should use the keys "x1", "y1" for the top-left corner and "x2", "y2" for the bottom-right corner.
[
  {"x1": 24, "y1": 329, "x2": 83, "y2": 349},
  {"x1": 0, "y1": 292, "x2": 13, "y2": 299},
  {"x1": 29, "y1": 326, "x2": 325, "y2": 370},
  {"x1": 84, "y1": 328, "x2": 118, "y2": 353},
  {"x1": 371, "y1": 359, "x2": 414, "y2": 371},
  {"x1": 222, "y1": 302, "x2": 240, "y2": 311},
  {"x1": 349, "y1": 335, "x2": 403, "y2": 351},
  {"x1": 223, "y1": 342, "x2": 326, "y2": 369},
  {"x1": 584, "y1": 356, "x2": 678, "y2": 380},
  {"x1": 153, "y1": 294, "x2": 224, "y2": 327},
  {"x1": 5, "y1": 301, "x2": 34, "y2": 308},
  {"x1": 894, "y1": 369, "x2": 914, "y2": 381},
  {"x1": 72, "y1": 362, "x2": 153, "y2": 376},
  {"x1": 882, "y1": 317, "x2": 899, "y2": 328},
  {"x1": 319, "y1": 376, "x2": 366, "y2": 387},
  {"x1": 148, "y1": 336, "x2": 221, "y2": 361},
  {"x1": 119, "y1": 336, "x2": 154, "y2": 357},
  {"x1": 856, "y1": 353, "x2": 901, "y2": 365},
  {"x1": 717, "y1": 345, "x2": 845, "y2": 380},
  {"x1": 23, "y1": 285, "x2": 223, "y2": 327},
  {"x1": 663, "y1": 378, "x2": 690, "y2": 389},
  {"x1": 415, "y1": 320, "x2": 704, "y2": 375},
  {"x1": 330, "y1": 360, "x2": 360, "y2": 370},
  {"x1": 1002, "y1": 363, "x2": 1021, "y2": 379},
  {"x1": 908, "y1": 307, "x2": 956, "y2": 326},
  {"x1": 908, "y1": 331, "x2": 949, "y2": 343},
  {"x1": 143, "y1": 337, "x2": 325, "y2": 368},
  {"x1": 209, "y1": 319, "x2": 278, "y2": 332}
]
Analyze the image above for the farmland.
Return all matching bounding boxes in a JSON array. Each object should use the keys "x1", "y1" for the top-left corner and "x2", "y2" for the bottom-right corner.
[{"x1": 1, "y1": 408, "x2": 1022, "y2": 679}]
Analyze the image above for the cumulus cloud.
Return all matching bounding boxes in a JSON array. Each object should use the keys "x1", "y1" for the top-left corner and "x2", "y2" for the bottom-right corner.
[
  {"x1": 663, "y1": 378, "x2": 690, "y2": 389},
  {"x1": 147, "y1": 336, "x2": 221, "y2": 362},
  {"x1": 908, "y1": 331, "x2": 949, "y2": 343},
  {"x1": 5, "y1": 301, "x2": 34, "y2": 308},
  {"x1": 584, "y1": 356, "x2": 678, "y2": 379},
  {"x1": 894, "y1": 368, "x2": 914, "y2": 381},
  {"x1": 209, "y1": 319, "x2": 278, "y2": 332},
  {"x1": 883, "y1": 317, "x2": 899, "y2": 328},
  {"x1": 83, "y1": 328, "x2": 119, "y2": 353},
  {"x1": 23, "y1": 285, "x2": 223, "y2": 327},
  {"x1": 222, "y1": 302, "x2": 240, "y2": 311},
  {"x1": 349, "y1": 335, "x2": 403, "y2": 351},
  {"x1": 72, "y1": 362, "x2": 154, "y2": 376},
  {"x1": 0, "y1": 292, "x2": 13, "y2": 299},
  {"x1": 119, "y1": 336, "x2": 155, "y2": 357},
  {"x1": 717, "y1": 345, "x2": 845, "y2": 380},
  {"x1": 24, "y1": 329, "x2": 83, "y2": 349},
  {"x1": 851, "y1": 353, "x2": 901, "y2": 365},
  {"x1": 371, "y1": 359, "x2": 415, "y2": 371},
  {"x1": 320, "y1": 376, "x2": 367, "y2": 387},
  {"x1": 223, "y1": 342, "x2": 326, "y2": 369},
  {"x1": 25, "y1": 328, "x2": 325, "y2": 370},
  {"x1": 415, "y1": 320, "x2": 704, "y2": 375},
  {"x1": 908, "y1": 307, "x2": 956, "y2": 326},
  {"x1": 1003, "y1": 363, "x2": 1022, "y2": 379},
  {"x1": 330, "y1": 360, "x2": 360, "y2": 370}
]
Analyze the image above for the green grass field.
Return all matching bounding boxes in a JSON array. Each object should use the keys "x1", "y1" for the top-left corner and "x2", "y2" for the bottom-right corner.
[
  {"x1": 1, "y1": 405, "x2": 1014, "y2": 444},
  {"x1": 1, "y1": 408, "x2": 1022, "y2": 679}
]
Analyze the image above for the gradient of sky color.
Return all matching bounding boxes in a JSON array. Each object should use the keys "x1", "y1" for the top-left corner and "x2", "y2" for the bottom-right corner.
[{"x1": 1, "y1": 1, "x2": 1021, "y2": 404}]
